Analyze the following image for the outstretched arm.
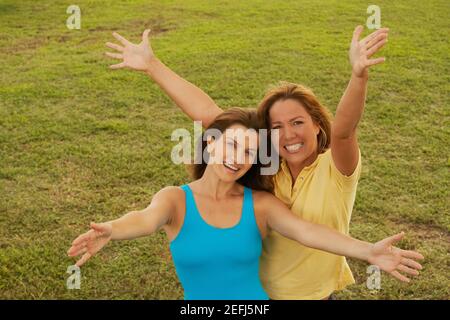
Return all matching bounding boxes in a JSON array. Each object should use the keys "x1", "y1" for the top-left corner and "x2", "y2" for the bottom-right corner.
[
  {"x1": 331, "y1": 26, "x2": 389, "y2": 175},
  {"x1": 106, "y1": 29, "x2": 223, "y2": 128},
  {"x1": 67, "y1": 186, "x2": 177, "y2": 267},
  {"x1": 255, "y1": 192, "x2": 424, "y2": 282},
  {"x1": 107, "y1": 186, "x2": 176, "y2": 240}
]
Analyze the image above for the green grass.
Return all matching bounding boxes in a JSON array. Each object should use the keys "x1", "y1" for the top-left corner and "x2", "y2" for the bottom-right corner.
[{"x1": 0, "y1": 0, "x2": 449, "y2": 299}]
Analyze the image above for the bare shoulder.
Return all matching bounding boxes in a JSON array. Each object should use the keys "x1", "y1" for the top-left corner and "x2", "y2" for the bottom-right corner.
[
  {"x1": 152, "y1": 186, "x2": 186, "y2": 228},
  {"x1": 252, "y1": 189, "x2": 289, "y2": 219},
  {"x1": 249, "y1": 190, "x2": 274, "y2": 239},
  {"x1": 252, "y1": 190, "x2": 279, "y2": 207},
  {"x1": 154, "y1": 186, "x2": 185, "y2": 198},
  {"x1": 151, "y1": 186, "x2": 185, "y2": 208}
]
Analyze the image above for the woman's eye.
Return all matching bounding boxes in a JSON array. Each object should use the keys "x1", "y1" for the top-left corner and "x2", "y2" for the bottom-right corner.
[
  {"x1": 272, "y1": 126, "x2": 281, "y2": 129},
  {"x1": 293, "y1": 121, "x2": 303, "y2": 126}
]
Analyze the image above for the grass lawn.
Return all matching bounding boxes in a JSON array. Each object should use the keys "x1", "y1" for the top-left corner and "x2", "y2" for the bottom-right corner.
[{"x1": 0, "y1": 0, "x2": 448, "y2": 299}]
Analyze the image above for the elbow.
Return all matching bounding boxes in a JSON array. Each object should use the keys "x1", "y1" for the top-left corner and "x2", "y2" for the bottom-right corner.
[{"x1": 331, "y1": 126, "x2": 357, "y2": 141}]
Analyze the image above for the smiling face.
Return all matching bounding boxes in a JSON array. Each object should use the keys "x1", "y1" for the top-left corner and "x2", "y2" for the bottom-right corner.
[
  {"x1": 269, "y1": 99, "x2": 320, "y2": 165},
  {"x1": 207, "y1": 124, "x2": 259, "y2": 183}
]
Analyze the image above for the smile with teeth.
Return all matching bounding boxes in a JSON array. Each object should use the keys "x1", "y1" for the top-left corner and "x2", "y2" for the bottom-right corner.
[
  {"x1": 223, "y1": 161, "x2": 239, "y2": 172},
  {"x1": 284, "y1": 143, "x2": 304, "y2": 153}
]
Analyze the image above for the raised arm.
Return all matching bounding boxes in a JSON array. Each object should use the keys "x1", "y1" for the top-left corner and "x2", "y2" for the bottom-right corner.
[
  {"x1": 331, "y1": 26, "x2": 389, "y2": 175},
  {"x1": 255, "y1": 192, "x2": 424, "y2": 282},
  {"x1": 105, "y1": 29, "x2": 223, "y2": 128},
  {"x1": 67, "y1": 186, "x2": 178, "y2": 267}
]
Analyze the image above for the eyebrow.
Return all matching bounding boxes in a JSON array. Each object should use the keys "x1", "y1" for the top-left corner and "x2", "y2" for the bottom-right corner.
[{"x1": 271, "y1": 116, "x2": 305, "y2": 124}]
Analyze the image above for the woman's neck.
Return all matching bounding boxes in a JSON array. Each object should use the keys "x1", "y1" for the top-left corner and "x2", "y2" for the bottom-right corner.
[
  {"x1": 191, "y1": 165, "x2": 242, "y2": 200},
  {"x1": 286, "y1": 151, "x2": 318, "y2": 182}
]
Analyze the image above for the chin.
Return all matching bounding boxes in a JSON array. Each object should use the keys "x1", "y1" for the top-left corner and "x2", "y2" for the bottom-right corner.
[{"x1": 214, "y1": 169, "x2": 239, "y2": 183}]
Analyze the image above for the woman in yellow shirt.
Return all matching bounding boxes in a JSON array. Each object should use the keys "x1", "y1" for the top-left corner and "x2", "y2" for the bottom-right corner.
[{"x1": 105, "y1": 25, "x2": 392, "y2": 299}]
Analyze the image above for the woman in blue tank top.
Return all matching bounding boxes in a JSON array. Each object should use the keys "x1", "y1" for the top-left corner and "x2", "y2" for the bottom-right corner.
[
  {"x1": 170, "y1": 184, "x2": 267, "y2": 300},
  {"x1": 68, "y1": 109, "x2": 423, "y2": 299}
]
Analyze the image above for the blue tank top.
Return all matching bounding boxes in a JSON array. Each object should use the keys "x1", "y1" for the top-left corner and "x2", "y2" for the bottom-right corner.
[{"x1": 169, "y1": 184, "x2": 269, "y2": 300}]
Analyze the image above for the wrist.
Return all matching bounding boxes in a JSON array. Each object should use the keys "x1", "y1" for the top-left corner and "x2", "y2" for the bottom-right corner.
[
  {"x1": 144, "y1": 56, "x2": 160, "y2": 75},
  {"x1": 108, "y1": 221, "x2": 118, "y2": 241},
  {"x1": 364, "y1": 242, "x2": 375, "y2": 263},
  {"x1": 352, "y1": 68, "x2": 369, "y2": 80}
]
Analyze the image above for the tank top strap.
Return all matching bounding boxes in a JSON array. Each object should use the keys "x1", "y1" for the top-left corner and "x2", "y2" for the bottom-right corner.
[
  {"x1": 179, "y1": 184, "x2": 201, "y2": 227},
  {"x1": 240, "y1": 186, "x2": 258, "y2": 229}
]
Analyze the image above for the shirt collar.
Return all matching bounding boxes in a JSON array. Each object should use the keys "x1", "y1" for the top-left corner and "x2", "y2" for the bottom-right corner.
[{"x1": 280, "y1": 151, "x2": 326, "y2": 178}]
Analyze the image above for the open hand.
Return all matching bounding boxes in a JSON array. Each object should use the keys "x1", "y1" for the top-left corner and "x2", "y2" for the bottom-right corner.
[
  {"x1": 368, "y1": 232, "x2": 424, "y2": 282},
  {"x1": 349, "y1": 25, "x2": 389, "y2": 77},
  {"x1": 105, "y1": 29, "x2": 155, "y2": 71},
  {"x1": 67, "y1": 222, "x2": 113, "y2": 267}
]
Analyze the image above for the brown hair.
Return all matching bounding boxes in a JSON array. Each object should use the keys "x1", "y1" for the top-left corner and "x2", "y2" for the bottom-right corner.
[
  {"x1": 189, "y1": 107, "x2": 274, "y2": 193},
  {"x1": 257, "y1": 82, "x2": 332, "y2": 154}
]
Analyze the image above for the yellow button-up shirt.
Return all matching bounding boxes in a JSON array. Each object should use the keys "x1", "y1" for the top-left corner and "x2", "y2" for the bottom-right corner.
[{"x1": 260, "y1": 149, "x2": 362, "y2": 299}]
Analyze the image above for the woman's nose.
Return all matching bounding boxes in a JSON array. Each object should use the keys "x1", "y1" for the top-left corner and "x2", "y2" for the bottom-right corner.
[{"x1": 283, "y1": 125, "x2": 296, "y2": 140}]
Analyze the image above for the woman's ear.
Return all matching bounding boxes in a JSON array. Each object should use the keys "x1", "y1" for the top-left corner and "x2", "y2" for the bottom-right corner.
[
  {"x1": 206, "y1": 136, "x2": 215, "y2": 154},
  {"x1": 314, "y1": 123, "x2": 321, "y2": 136}
]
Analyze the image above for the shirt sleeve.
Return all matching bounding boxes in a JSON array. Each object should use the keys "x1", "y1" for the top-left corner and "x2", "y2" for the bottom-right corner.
[{"x1": 329, "y1": 148, "x2": 362, "y2": 193}]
